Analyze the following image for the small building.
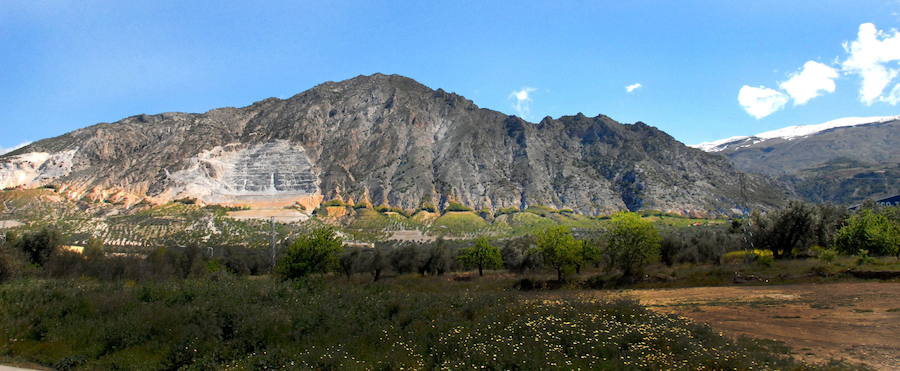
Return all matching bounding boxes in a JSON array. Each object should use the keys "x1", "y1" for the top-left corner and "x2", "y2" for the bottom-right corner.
[
  {"x1": 876, "y1": 195, "x2": 900, "y2": 207},
  {"x1": 849, "y1": 195, "x2": 900, "y2": 210}
]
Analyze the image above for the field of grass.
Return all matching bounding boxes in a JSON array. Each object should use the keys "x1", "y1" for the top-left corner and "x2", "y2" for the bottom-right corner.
[{"x1": 0, "y1": 275, "x2": 840, "y2": 370}]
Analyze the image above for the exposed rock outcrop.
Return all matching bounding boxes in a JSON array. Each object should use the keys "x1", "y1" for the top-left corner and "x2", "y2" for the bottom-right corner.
[{"x1": 0, "y1": 74, "x2": 786, "y2": 215}]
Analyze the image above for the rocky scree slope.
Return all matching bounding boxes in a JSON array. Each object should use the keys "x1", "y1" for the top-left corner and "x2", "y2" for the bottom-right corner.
[{"x1": 0, "y1": 74, "x2": 785, "y2": 215}]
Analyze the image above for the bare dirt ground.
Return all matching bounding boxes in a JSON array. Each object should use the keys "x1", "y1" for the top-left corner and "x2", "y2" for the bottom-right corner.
[{"x1": 619, "y1": 282, "x2": 900, "y2": 370}]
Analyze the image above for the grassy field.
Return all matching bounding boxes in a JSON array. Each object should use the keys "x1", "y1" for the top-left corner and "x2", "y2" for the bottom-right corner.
[{"x1": 0, "y1": 274, "x2": 855, "y2": 370}]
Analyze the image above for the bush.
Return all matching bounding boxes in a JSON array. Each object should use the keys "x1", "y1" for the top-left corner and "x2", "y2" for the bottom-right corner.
[
  {"x1": 855, "y1": 249, "x2": 875, "y2": 266},
  {"x1": 834, "y1": 209, "x2": 899, "y2": 257},
  {"x1": 604, "y1": 212, "x2": 661, "y2": 279},
  {"x1": 276, "y1": 227, "x2": 342, "y2": 280},
  {"x1": 809, "y1": 245, "x2": 838, "y2": 264}
]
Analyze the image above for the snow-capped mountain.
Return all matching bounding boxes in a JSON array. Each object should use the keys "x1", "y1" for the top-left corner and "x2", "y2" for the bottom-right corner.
[
  {"x1": 691, "y1": 115, "x2": 900, "y2": 205},
  {"x1": 691, "y1": 115, "x2": 900, "y2": 152}
]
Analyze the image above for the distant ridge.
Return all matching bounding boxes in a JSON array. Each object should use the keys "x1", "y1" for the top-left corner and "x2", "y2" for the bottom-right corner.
[
  {"x1": 694, "y1": 116, "x2": 900, "y2": 205},
  {"x1": 692, "y1": 115, "x2": 900, "y2": 152}
]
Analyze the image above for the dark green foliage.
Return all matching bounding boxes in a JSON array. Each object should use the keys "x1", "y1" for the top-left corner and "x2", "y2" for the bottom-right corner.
[
  {"x1": 361, "y1": 244, "x2": 391, "y2": 281},
  {"x1": 604, "y1": 212, "x2": 661, "y2": 279},
  {"x1": 388, "y1": 244, "x2": 426, "y2": 274},
  {"x1": 501, "y1": 236, "x2": 542, "y2": 273},
  {"x1": 576, "y1": 240, "x2": 602, "y2": 273},
  {"x1": 835, "y1": 209, "x2": 900, "y2": 257},
  {"x1": 752, "y1": 202, "x2": 817, "y2": 259},
  {"x1": 457, "y1": 237, "x2": 503, "y2": 276},
  {"x1": 422, "y1": 239, "x2": 456, "y2": 276},
  {"x1": 9, "y1": 227, "x2": 63, "y2": 266},
  {"x1": 276, "y1": 227, "x2": 342, "y2": 280},
  {"x1": 339, "y1": 247, "x2": 364, "y2": 279},
  {"x1": 660, "y1": 225, "x2": 743, "y2": 265},
  {"x1": 173, "y1": 197, "x2": 197, "y2": 205}
]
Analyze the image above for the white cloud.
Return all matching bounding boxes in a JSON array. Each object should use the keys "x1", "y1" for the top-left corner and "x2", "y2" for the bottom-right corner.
[
  {"x1": 737, "y1": 85, "x2": 789, "y2": 119},
  {"x1": 508, "y1": 87, "x2": 537, "y2": 118},
  {"x1": 0, "y1": 141, "x2": 31, "y2": 155},
  {"x1": 884, "y1": 83, "x2": 900, "y2": 105},
  {"x1": 778, "y1": 61, "x2": 838, "y2": 105},
  {"x1": 625, "y1": 83, "x2": 642, "y2": 93},
  {"x1": 841, "y1": 23, "x2": 900, "y2": 105}
]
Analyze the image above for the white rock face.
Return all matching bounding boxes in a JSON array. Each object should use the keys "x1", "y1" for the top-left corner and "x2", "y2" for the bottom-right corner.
[
  {"x1": 691, "y1": 115, "x2": 900, "y2": 152},
  {"x1": 0, "y1": 150, "x2": 77, "y2": 189},
  {"x1": 167, "y1": 140, "x2": 319, "y2": 203}
]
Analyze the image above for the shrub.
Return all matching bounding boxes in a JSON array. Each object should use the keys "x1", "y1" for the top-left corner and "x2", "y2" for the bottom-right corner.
[
  {"x1": 809, "y1": 245, "x2": 838, "y2": 264},
  {"x1": 457, "y1": 237, "x2": 503, "y2": 276},
  {"x1": 834, "y1": 209, "x2": 899, "y2": 257},
  {"x1": 276, "y1": 227, "x2": 342, "y2": 280},
  {"x1": 604, "y1": 212, "x2": 661, "y2": 279},
  {"x1": 855, "y1": 249, "x2": 875, "y2": 266}
]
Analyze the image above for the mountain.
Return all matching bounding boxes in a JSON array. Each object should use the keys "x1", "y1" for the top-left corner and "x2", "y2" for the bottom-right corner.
[
  {"x1": 693, "y1": 116, "x2": 900, "y2": 204},
  {"x1": 0, "y1": 74, "x2": 785, "y2": 216}
]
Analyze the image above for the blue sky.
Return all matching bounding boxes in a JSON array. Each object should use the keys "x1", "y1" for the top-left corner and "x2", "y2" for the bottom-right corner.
[{"x1": 2, "y1": 0, "x2": 900, "y2": 151}]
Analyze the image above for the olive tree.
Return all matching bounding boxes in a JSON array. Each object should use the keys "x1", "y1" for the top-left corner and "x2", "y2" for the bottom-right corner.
[{"x1": 276, "y1": 227, "x2": 342, "y2": 280}]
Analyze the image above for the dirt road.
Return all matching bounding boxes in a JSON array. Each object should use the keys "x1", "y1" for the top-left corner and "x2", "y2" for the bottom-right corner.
[{"x1": 620, "y1": 282, "x2": 900, "y2": 370}]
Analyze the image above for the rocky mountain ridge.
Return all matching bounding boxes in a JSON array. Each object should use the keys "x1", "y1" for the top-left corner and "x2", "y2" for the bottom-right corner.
[{"x1": 0, "y1": 74, "x2": 785, "y2": 216}]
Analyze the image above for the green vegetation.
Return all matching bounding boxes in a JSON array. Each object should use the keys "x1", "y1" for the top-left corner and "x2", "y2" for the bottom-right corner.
[
  {"x1": 430, "y1": 211, "x2": 489, "y2": 235},
  {"x1": 457, "y1": 237, "x2": 503, "y2": 276},
  {"x1": 6, "y1": 227, "x2": 62, "y2": 267},
  {"x1": 534, "y1": 226, "x2": 582, "y2": 281},
  {"x1": 0, "y1": 277, "x2": 821, "y2": 370},
  {"x1": 276, "y1": 227, "x2": 342, "y2": 280},
  {"x1": 443, "y1": 200, "x2": 473, "y2": 212},
  {"x1": 835, "y1": 209, "x2": 899, "y2": 257},
  {"x1": 1, "y1": 191, "x2": 898, "y2": 369},
  {"x1": 605, "y1": 212, "x2": 662, "y2": 279}
]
